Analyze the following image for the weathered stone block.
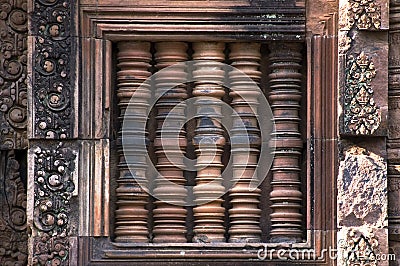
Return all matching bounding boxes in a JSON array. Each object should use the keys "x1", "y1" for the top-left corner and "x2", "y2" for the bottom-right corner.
[{"x1": 338, "y1": 146, "x2": 388, "y2": 228}]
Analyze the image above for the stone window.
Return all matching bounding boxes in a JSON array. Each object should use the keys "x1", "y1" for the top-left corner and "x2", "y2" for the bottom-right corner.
[
  {"x1": 111, "y1": 41, "x2": 306, "y2": 245},
  {"x1": 78, "y1": 1, "x2": 336, "y2": 264}
]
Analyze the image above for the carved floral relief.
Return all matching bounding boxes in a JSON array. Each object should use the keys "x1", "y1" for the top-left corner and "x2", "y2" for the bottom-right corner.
[
  {"x1": 32, "y1": 142, "x2": 76, "y2": 265},
  {"x1": 347, "y1": 0, "x2": 381, "y2": 30},
  {"x1": 31, "y1": 0, "x2": 74, "y2": 138},
  {"x1": 344, "y1": 52, "x2": 381, "y2": 135}
]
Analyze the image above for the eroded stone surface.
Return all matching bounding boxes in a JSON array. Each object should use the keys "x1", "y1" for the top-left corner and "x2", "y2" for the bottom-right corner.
[
  {"x1": 338, "y1": 227, "x2": 389, "y2": 266},
  {"x1": 338, "y1": 146, "x2": 387, "y2": 228}
]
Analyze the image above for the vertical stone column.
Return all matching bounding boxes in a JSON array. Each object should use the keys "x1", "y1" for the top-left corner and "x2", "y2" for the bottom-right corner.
[
  {"x1": 153, "y1": 42, "x2": 188, "y2": 243},
  {"x1": 338, "y1": 0, "x2": 389, "y2": 264},
  {"x1": 388, "y1": 0, "x2": 400, "y2": 262},
  {"x1": 228, "y1": 42, "x2": 262, "y2": 243},
  {"x1": 192, "y1": 42, "x2": 226, "y2": 243},
  {"x1": 29, "y1": 0, "x2": 79, "y2": 264},
  {"x1": 0, "y1": 0, "x2": 29, "y2": 265},
  {"x1": 114, "y1": 42, "x2": 151, "y2": 242},
  {"x1": 268, "y1": 42, "x2": 303, "y2": 243}
]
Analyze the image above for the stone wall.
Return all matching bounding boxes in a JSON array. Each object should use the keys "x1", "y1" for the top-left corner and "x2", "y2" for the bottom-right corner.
[{"x1": 0, "y1": 0, "x2": 398, "y2": 265}]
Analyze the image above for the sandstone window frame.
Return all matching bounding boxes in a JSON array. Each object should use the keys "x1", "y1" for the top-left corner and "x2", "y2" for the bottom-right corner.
[{"x1": 77, "y1": 1, "x2": 337, "y2": 264}]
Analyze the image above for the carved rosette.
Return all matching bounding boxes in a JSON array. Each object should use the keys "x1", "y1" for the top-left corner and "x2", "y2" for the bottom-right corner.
[
  {"x1": 31, "y1": 0, "x2": 74, "y2": 138},
  {"x1": 0, "y1": 0, "x2": 28, "y2": 149},
  {"x1": 268, "y1": 42, "x2": 303, "y2": 242},
  {"x1": 152, "y1": 42, "x2": 188, "y2": 243},
  {"x1": 347, "y1": 0, "x2": 381, "y2": 30},
  {"x1": 0, "y1": 151, "x2": 27, "y2": 265},
  {"x1": 32, "y1": 142, "x2": 76, "y2": 265},
  {"x1": 192, "y1": 42, "x2": 226, "y2": 243},
  {"x1": 344, "y1": 52, "x2": 381, "y2": 135},
  {"x1": 228, "y1": 42, "x2": 262, "y2": 243},
  {"x1": 114, "y1": 42, "x2": 151, "y2": 243}
]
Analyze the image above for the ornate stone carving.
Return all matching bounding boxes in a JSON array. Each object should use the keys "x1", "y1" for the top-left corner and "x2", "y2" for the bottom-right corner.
[
  {"x1": 32, "y1": 142, "x2": 76, "y2": 265},
  {"x1": 32, "y1": 234, "x2": 69, "y2": 266},
  {"x1": 344, "y1": 52, "x2": 381, "y2": 135},
  {"x1": 0, "y1": 0, "x2": 28, "y2": 149},
  {"x1": 192, "y1": 42, "x2": 226, "y2": 243},
  {"x1": 0, "y1": 151, "x2": 28, "y2": 265},
  {"x1": 347, "y1": 0, "x2": 381, "y2": 30},
  {"x1": 228, "y1": 42, "x2": 262, "y2": 243},
  {"x1": 339, "y1": 228, "x2": 379, "y2": 265},
  {"x1": 114, "y1": 42, "x2": 151, "y2": 243},
  {"x1": 268, "y1": 42, "x2": 303, "y2": 242},
  {"x1": 31, "y1": 0, "x2": 74, "y2": 138},
  {"x1": 153, "y1": 42, "x2": 188, "y2": 243}
]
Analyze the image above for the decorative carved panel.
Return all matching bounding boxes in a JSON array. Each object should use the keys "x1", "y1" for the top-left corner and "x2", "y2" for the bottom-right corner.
[
  {"x1": 344, "y1": 52, "x2": 381, "y2": 135},
  {"x1": 340, "y1": 0, "x2": 388, "y2": 31},
  {"x1": 30, "y1": 0, "x2": 75, "y2": 139},
  {"x1": 0, "y1": 151, "x2": 27, "y2": 266},
  {"x1": 0, "y1": 0, "x2": 28, "y2": 265},
  {"x1": 0, "y1": 0, "x2": 28, "y2": 149},
  {"x1": 347, "y1": 0, "x2": 382, "y2": 30},
  {"x1": 31, "y1": 142, "x2": 76, "y2": 265},
  {"x1": 339, "y1": 0, "x2": 389, "y2": 136}
]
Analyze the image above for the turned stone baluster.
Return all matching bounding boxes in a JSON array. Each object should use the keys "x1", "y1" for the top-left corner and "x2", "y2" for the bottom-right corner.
[
  {"x1": 268, "y1": 42, "x2": 303, "y2": 242},
  {"x1": 153, "y1": 42, "x2": 188, "y2": 243},
  {"x1": 228, "y1": 42, "x2": 262, "y2": 243},
  {"x1": 114, "y1": 42, "x2": 152, "y2": 242},
  {"x1": 192, "y1": 42, "x2": 226, "y2": 243}
]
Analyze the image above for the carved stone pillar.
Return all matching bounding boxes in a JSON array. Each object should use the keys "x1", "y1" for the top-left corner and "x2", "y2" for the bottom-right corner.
[
  {"x1": 337, "y1": 0, "x2": 389, "y2": 264},
  {"x1": 0, "y1": 0, "x2": 28, "y2": 264},
  {"x1": 192, "y1": 42, "x2": 226, "y2": 243},
  {"x1": 268, "y1": 42, "x2": 303, "y2": 242},
  {"x1": 29, "y1": 0, "x2": 79, "y2": 264},
  {"x1": 153, "y1": 42, "x2": 188, "y2": 243},
  {"x1": 388, "y1": 0, "x2": 400, "y2": 260},
  {"x1": 228, "y1": 42, "x2": 262, "y2": 243},
  {"x1": 114, "y1": 42, "x2": 151, "y2": 242}
]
